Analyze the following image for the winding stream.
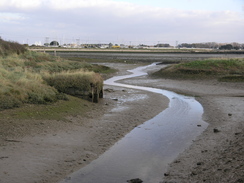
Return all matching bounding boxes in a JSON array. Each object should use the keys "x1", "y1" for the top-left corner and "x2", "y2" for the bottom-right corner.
[{"x1": 60, "y1": 63, "x2": 208, "y2": 183}]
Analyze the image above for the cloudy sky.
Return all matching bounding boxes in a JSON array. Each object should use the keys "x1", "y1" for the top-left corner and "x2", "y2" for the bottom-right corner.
[{"x1": 0, "y1": 0, "x2": 243, "y2": 46}]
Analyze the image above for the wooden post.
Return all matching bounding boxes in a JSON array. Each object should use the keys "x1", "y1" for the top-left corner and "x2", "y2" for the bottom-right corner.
[
  {"x1": 91, "y1": 84, "x2": 94, "y2": 102},
  {"x1": 90, "y1": 83, "x2": 100, "y2": 103},
  {"x1": 99, "y1": 89, "x2": 103, "y2": 98},
  {"x1": 93, "y1": 86, "x2": 98, "y2": 103}
]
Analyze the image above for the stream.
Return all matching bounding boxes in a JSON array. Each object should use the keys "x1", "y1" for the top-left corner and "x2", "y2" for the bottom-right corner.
[{"x1": 60, "y1": 63, "x2": 208, "y2": 183}]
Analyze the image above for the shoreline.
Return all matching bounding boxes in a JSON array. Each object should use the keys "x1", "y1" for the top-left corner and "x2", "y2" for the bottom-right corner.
[{"x1": 0, "y1": 63, "x2": 243, "y2": 183}]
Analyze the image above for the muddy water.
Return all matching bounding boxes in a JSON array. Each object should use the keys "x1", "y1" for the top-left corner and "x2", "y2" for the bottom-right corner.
[{"x1": 60, "y1": 63, "x2": 208, "y2": 183}]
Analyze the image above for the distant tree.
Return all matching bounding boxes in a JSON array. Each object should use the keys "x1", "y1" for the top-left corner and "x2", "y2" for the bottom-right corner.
[
  {"x1": 219, "y1": 44, "x2": 233, "y2": 50},
  {"x1": 179, "y1": 43, "x2": 192, "y2": 48},
  {"x1": 155, "y1": 43, "x2": 170, "y2": 47},
  {"x1": 108, "y1": 43, "x2": 113, "y2": 48}
]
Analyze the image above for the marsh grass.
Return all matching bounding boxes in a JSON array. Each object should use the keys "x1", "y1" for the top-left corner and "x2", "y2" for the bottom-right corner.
[
  {"x1": 151, "y1": 58, "x2": 244, "y2": 81},
  {"x1": 0, "y1": 41, "x2": 108, "y2": 110},
  {"x1": 43, "y1": 70, "x2": 103, "y2": 99}
]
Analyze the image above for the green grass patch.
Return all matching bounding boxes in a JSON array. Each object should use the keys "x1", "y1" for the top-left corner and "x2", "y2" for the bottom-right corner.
[
  {"x1": 0, "y1": 95, "x2": 94, "y2": 121},
  {"x1": 151, "y1": 58, "x2": 244, "y2": 81}
]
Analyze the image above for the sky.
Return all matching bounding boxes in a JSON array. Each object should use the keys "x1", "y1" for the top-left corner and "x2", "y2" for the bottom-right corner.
[{"x1": 0, "y1": 0, "x2": 244, "y2": 46}]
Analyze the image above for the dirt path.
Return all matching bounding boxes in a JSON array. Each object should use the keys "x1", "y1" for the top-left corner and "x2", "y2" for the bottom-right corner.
[{"x1": 0, "y1": 63, "x2": 243, "y2": 183}]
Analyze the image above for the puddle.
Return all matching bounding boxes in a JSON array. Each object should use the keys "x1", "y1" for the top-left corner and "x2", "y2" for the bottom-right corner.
[{"x1": 60, "y1": 63, "x2": 208, "y2": 183}]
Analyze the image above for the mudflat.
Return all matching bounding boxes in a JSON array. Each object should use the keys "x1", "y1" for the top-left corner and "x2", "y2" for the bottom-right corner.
[
  {"x1": 0, "y1": 63, "x2": 243, "y2": 183},
  {"x1": 122, "y1": 65, "x2": 244, "y2": 183}
]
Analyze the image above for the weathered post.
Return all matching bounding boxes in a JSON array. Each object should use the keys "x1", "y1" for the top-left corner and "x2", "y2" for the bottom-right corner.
[
  {"x1": 99, "y1": 89, "x2": 103, "y2": 98},
  {"x1": 93, "y1": 86, "x2": 99, "y2": 103}
]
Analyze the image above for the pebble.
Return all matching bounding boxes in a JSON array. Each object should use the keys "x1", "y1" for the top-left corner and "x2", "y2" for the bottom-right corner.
[
  {"x1": 213, "y1": 128, "x2": 220, "y2": 133},
  {"x1": 127, "y1": 178, "x2": 143, "y2": 183}
]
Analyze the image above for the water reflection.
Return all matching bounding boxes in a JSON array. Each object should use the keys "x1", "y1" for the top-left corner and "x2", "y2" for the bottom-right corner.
[{"x1": 60, "y1": 63, "x2": 208, "y2": 183}]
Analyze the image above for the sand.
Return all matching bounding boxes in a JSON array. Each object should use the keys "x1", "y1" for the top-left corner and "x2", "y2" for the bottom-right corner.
[{"x1": 0, "y1": 63, "x2": 243, "y2": 183}]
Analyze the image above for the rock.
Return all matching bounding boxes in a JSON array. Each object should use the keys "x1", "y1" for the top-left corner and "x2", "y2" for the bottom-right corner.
[
  {"x1": 201, "y1": 150, "x2": 208, "y2": 153},
  {"x1": 213, "y1": 128, "x2": 220, "y2": 133},
  {"x1": 104, "y1": 88, "x2": 115, "y2": 92},
  {"x1": 174, "y1": 160, "x2": 181, "y2": 163},
  {"x1": 127, "y1": 178, "x2": 143, "y2": 183},
  {"x1": 197, "y1": 162, "x2": 204, "y2": 166},
  {"x1": 164, "y1": 172, "x2": 170, "y2": 176},
  {"x1": 228, "y1": 113, "x2": 232, "y2": 116}
]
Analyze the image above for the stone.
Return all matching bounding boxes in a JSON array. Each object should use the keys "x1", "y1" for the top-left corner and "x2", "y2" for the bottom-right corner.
[
  {"x1": 164, "y1": 172, "x2": 170, "y2": 176},
  {"x1": 213, "y1": 128, "x2": 220, "y2": 133},
  {"x1": 127, "y1": 178, "x2": 143, "y2": 183}
]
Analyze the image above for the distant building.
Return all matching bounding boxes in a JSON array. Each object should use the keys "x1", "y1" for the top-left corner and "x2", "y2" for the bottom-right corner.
[{"x1": 49, "y1": 41, "x2": 59, "y2": 47}]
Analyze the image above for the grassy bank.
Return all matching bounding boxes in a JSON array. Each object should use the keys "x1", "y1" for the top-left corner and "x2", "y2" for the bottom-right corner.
[
  {"x1": 0, "y1": 40, "x2": 114, "y2": 110},
  {"x1": 151, "y1": 58, "x2": 244, "y2": 81}
]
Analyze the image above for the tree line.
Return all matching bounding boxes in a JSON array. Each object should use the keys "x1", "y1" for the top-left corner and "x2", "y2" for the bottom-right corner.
[{"x1": 178, "y1": 42, "x2": 244, "y2": 50}]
